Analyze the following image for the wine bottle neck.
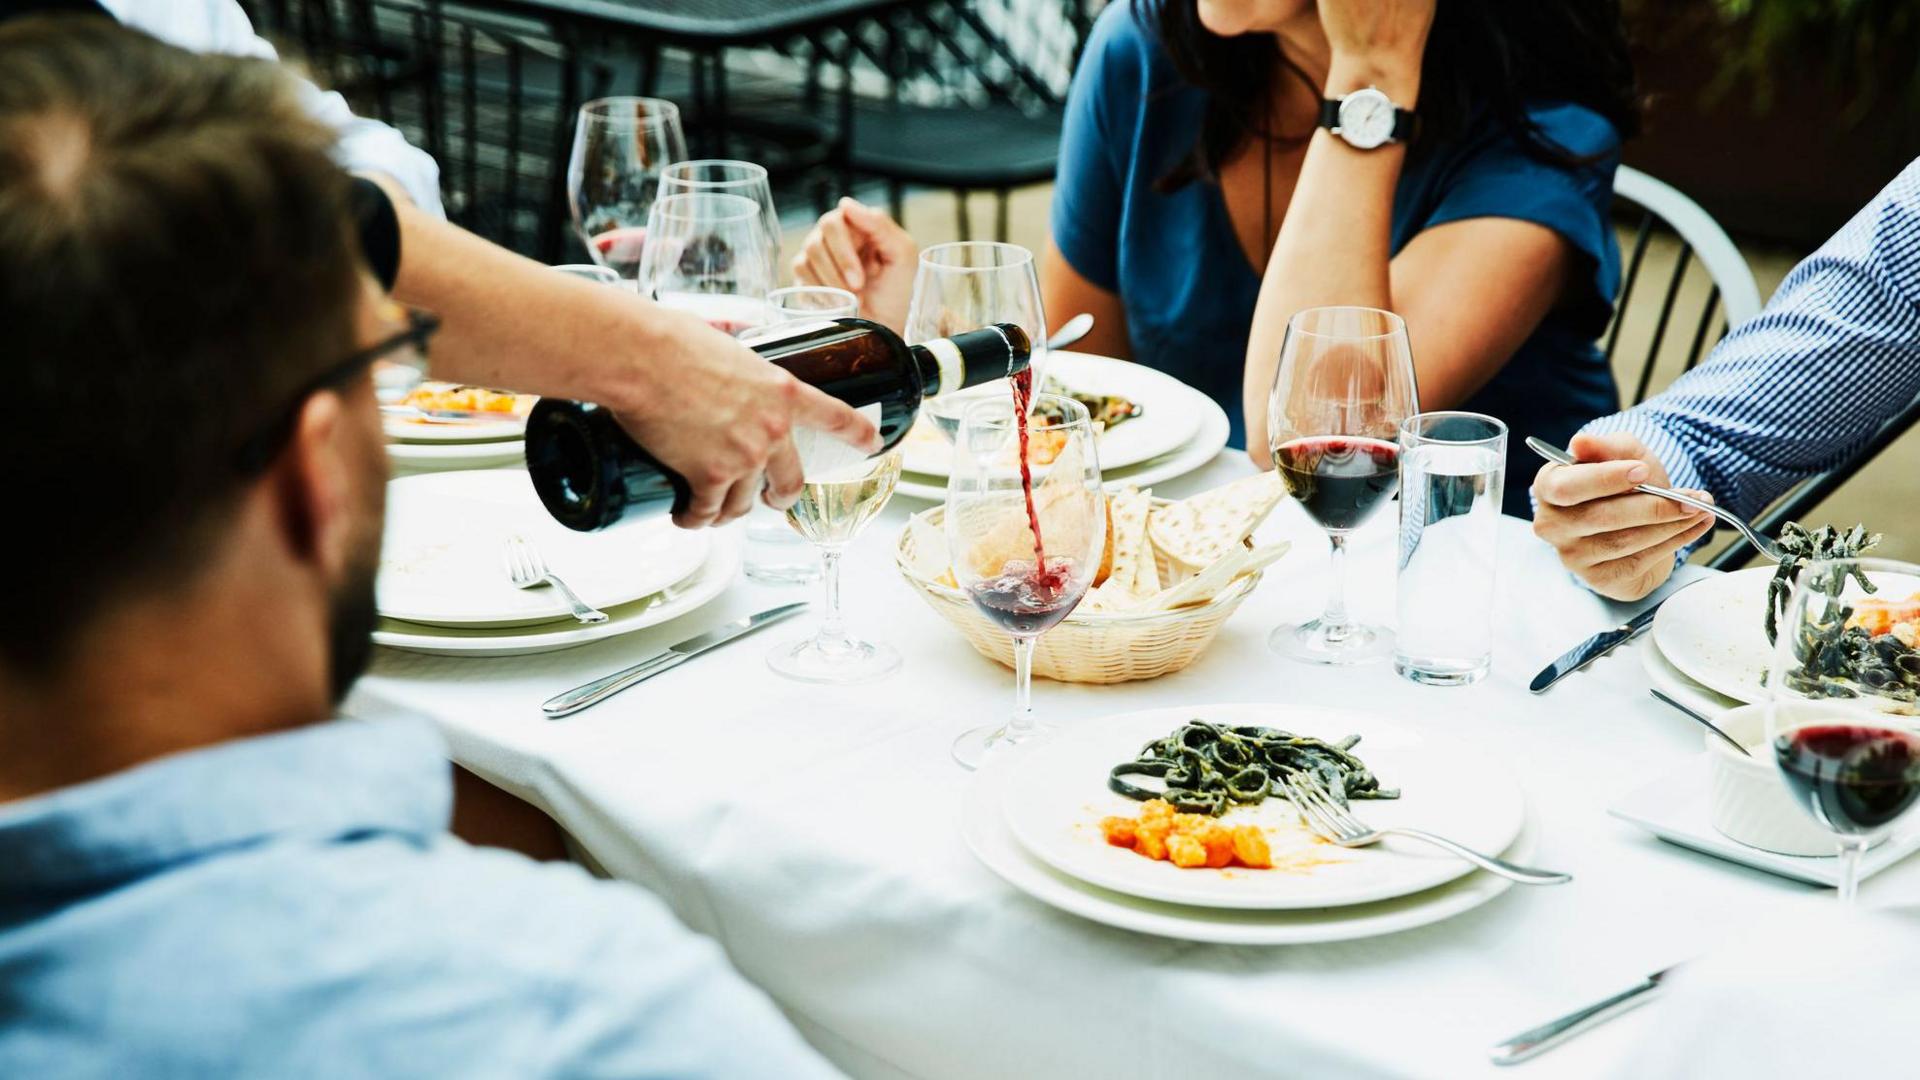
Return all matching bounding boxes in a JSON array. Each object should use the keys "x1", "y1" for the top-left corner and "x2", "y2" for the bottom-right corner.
[{"x1": 912, "y1": 323, "x2": 1032, "y2": 399}]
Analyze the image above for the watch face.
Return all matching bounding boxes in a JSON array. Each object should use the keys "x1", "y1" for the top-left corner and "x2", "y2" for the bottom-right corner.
[{"x1": 1337, "y1": 88, "x2": 1395, "y2": 150}]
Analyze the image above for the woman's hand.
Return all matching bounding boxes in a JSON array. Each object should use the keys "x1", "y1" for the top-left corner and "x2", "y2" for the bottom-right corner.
[
  {"x1": 1317, "y1": 0, "x2": 1435, "y2": 90},
  {"x1": 792, "y1": 197, "x2": 917, "y2": 334}
]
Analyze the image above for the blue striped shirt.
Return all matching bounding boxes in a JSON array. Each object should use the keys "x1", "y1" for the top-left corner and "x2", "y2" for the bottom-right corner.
[{"x1": 1583, "y1": 157, "x2": 1920, "y2": 517}]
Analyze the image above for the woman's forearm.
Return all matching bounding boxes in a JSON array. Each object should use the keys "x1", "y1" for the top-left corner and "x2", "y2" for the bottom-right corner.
[{"x1": 1241, "y1": 58, "x2": 1421, "y2": 462}]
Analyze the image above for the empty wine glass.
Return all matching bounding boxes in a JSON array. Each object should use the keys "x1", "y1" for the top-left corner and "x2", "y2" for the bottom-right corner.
[
  {"x1": 659, "y1": 159, "x2": 782, "y2": 278},
  {"x1": 1765, "y1": 557, "x2": 1920, "y2": 905},
  {"x1": 905, "y1": 242, "x2": 1049, "y2": 442},
  {"x1": 567, "y1": 97, "x2": 687, "y2": 282},
  {"x1": 639, "y1": 192, "x2": 775, "y2": 337},
  {"x1": 1267, "y1": 306, "x2": 1419, "y2": 665},
  {"x1": 768, "y1": 285, "x2": 858, "y2": 321},
  {"x1": 945, "y1": 393, "x2": 1103, "y2": 769},
  {"x1": 766, "y1": 449, "x2": 905, "y2": 684}
]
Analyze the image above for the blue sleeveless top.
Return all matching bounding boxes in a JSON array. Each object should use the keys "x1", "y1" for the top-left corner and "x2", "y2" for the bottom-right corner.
[{"x1": 1052, "y1": 6, "x2": 1624, "y2": 517}]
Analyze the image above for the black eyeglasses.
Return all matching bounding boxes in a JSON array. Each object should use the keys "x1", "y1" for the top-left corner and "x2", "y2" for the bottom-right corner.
[{"x1": 235, "y1": 310, "x2": 440, "y2": 473}]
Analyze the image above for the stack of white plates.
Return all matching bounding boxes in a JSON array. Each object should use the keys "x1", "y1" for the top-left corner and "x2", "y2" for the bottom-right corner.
[
  {"x1": 385, "y1": 401, "x2": 530, "y2": 474},
  {"x1": 965, "y1": 704, "x2": 1535, "y2": 945},
  {"x1": 894, "y1": 352, "x2": 1231, "y2": 502},
  {"x1": 373, "y1": 469, "x2": 735, "y2": 656}
]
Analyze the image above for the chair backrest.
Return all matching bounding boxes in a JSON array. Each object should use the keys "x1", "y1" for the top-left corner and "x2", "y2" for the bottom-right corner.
[
  {"x1": 866, "y1": 0, "x2": 1097, "y2": 111},
  {"x1": 244, "y1": 0, "x2": 610, "y2": 262},
  {"x1": 1605, "y1": 165, "x2": 1763, "y2": 407}
]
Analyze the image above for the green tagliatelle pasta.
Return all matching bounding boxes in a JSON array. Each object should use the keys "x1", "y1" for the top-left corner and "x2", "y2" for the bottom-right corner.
[{"x1": 1108, "y1": 720, "x2": 1399, "y2": 817}]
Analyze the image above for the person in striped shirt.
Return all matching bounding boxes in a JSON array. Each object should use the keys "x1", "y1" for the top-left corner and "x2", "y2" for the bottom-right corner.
[{"x1": 1531, "y1": 158, "x2": 1920, "y2": 600}]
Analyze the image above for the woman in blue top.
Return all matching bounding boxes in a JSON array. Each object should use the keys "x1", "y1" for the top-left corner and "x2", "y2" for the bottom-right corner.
[{"x1": 795, "y1": 0, "x2": 1638, "y2": 516}]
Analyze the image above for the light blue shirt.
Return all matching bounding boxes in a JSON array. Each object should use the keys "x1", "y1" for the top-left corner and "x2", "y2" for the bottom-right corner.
[
  {"x1": 1583, "y1": 157, "x2": 1920, "y2": 517},
  {"x1": 0, "y1": 717, "x2": 840, "y2": 1079}
]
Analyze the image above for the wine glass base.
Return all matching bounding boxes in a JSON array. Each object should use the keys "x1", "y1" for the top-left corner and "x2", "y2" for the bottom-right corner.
[
  {"x1": 1269, "y1": 618, "x2": 1394, "y2": 666},
  {"x1": 951, "y1": 721, "x2": 1044, "y2": 771},
  {"x1": 766, "y1": 635, "x2": 900, "y2": 684}
]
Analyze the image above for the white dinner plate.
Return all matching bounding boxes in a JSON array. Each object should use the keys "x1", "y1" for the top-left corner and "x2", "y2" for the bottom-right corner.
[
  {"x1": 386, "y1": 438, "x2": 528, "y2": 472},
  {"x1": 899, "y1": 352, "x2": 1207, "y2": 478},
  {"x1": 894, "y1": 394, "x2": 1230, "y2": 503},
  {"x1": 964, "y1": 758, "x2": 1529, "y2": 945},
  {"x1": 1639, "y1": 636, "x2": 1741, "y2": 720},
  {"x1": 1609, "y1": 755, "x2": 1920, "y2": 887},
  {"x1": 999, "y1": 704, "x2": 1526, "y2": 910},
  {"x1": 378, "y1": 469, "x2": 711, "y2": 627},
  {"x1": 371, "y1": 531, "x2": 739, "y2": 656},
  {"x1": 1653, "y1": 566, "x2": 1920, "y2": 704},
  {"x1": 383, "y1": 413, "x2": 528, "y2": 443}
]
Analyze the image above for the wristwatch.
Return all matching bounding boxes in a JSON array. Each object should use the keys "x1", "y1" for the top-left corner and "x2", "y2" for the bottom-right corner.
[{"x1": 1318, "y1": 86, "x2": 1418, "y2": 150}]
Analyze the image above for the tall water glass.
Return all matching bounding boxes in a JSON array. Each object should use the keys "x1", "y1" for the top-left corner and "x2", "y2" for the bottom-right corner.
[
  {"x1": 639, "y1": 192, "x2": 775, "y2": 336},
  {"x1": 905, "y1": 242, "x2": 1048, "y2": 441},
  {"x1": 659, "y1": 159, "x2": 782, "y2": 278},
  {"x1": 1765, "y1": 557, "x2": 1920, "y2": 905},
  {"x1": 1395, "y1": 412, "x2": 1506, "y2": 685},
  {"x1": 567, "y1": 97, "x2": 686, "y2": 281},
  {"x1": 742, "y1": 287, "x2": 860, "y2": 584}
]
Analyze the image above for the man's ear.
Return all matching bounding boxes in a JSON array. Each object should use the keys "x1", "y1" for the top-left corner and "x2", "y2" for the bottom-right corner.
[{"x1": 274, "y1": 391, "x2": 352, "y2": 575}]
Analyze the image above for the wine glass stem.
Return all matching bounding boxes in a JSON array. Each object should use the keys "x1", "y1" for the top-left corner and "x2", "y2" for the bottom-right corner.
[
  {"x1": 1323, "y1": 531, "x2": 1352, "y2": 632},
  {"x1": 1836, "y1": 836, "x2": 1870, "y2": 906},
  {"x1": 1008, "y1": 634, "x2": 1036, "y2": 738},
  {"x1": 813, "y1": 547, "x2": 851, "y2": 653}
]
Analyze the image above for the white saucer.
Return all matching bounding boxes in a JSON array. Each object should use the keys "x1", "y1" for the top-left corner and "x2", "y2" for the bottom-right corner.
[
  {"x1": 1609, "y1": 755, "x2": 1920, "y2": 887},
  {"x1": 386, "y1": 439, "x2": 527, "y2": 473}
]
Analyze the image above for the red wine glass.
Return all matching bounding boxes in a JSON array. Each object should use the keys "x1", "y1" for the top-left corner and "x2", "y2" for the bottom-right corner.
[
  {"x1": 1266, "y1": 306, "x2": 1419, "y2": 665},
  {"x1": 945, "y1": 393, "x2": 1102, "y2": 769},
  {"x1": 567, "y1": 97, "x2": 686, "y2": 283},
  {"x1": 1765, "y1": 556, "x2": 1920, "y2": 905}
]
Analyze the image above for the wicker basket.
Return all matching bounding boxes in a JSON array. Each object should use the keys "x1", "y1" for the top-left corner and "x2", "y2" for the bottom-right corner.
[{"x1": 894, "y1": 504, "x2": 1262, "y2": 684}]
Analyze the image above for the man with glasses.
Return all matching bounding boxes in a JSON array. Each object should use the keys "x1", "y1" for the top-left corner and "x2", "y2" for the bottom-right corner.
[{"x1": 0, "y1": 20, "x2": 838, "y2": 1076}]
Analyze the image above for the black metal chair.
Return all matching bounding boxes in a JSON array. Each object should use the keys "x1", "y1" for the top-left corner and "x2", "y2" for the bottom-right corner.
[
  {"x1": 1606, "y1": 165, "x2": 1765, "y2": 407},
  {"x1": 243, "y1": 0, "x2": 611, "y2": 262},
  {"x1": 841, "y1": 0, "x2": 1097, "y2": 240}
]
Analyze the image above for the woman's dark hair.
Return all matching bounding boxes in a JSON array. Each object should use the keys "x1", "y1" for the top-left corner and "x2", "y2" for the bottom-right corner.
[{"x1": 1138, "y1": 0, "x2": 1640, "y2": 190}]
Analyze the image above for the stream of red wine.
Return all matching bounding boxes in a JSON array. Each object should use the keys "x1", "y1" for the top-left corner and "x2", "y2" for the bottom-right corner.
[{"x1": 1010, "y1": 366, "x2": 1047, "y2": 568}]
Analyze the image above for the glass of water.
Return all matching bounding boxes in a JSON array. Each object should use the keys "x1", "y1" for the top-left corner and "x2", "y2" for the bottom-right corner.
[{"x1": 1394, "y1": 412, "x2": 1506, "y2": 686}]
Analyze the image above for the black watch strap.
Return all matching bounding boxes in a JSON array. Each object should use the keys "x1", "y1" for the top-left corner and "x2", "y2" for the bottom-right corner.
[{"x1": 1317, "y1": 96, "x2": 1420, "y2": 143}]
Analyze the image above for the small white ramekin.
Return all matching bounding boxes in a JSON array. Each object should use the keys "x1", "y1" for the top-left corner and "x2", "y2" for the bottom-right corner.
[{"x1": 1707, "y1": 704, "x2": 1857, "y2": 857}]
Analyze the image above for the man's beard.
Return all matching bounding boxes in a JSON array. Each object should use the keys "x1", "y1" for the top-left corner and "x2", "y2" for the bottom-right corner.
[{"x1": 327, "y1": 544, "x2": 380, "y2": 703}]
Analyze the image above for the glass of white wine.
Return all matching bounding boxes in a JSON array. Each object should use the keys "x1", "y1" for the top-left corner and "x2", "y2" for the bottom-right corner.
[{"x1": 766, "y1": 449, "x2": 904, "y2": 683}]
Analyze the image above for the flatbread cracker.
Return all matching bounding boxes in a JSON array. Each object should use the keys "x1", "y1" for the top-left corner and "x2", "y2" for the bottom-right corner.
[
  {"x1": 1105, "y1": 487, "x2": 1151, "y2": 599},
  {"x1": 1149, "y1": 472, "x2": 1283, "y2": 569}
]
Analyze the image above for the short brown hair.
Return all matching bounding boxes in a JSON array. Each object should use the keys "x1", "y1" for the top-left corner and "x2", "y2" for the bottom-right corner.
[{"x1": 0, "y1": 16, "x2": 365, "y2": 673}]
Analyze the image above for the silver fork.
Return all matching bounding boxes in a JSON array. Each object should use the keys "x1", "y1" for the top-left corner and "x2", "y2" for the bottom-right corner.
[
  {"x1": 503, "y1": 535, "x2": 608, "y2": 624},
  {"x1": 1525, "y1": 437, "x2": 1783, "y2": 562},
  {"x1": 1283, "y1": 773, "x2": 1572, "y2": 886}
]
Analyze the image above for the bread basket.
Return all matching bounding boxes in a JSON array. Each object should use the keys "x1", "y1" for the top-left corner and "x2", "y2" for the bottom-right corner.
[{"x1": 894, "y1": 504, "x2": 1262, "y2": 684}]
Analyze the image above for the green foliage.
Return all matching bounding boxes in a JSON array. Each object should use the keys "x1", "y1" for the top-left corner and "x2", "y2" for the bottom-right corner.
[{"x1": 1697, "y1": 0, "x2": 1920, "y2": 122}]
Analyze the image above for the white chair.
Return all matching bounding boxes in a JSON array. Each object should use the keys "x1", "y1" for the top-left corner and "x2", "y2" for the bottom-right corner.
[{"x1": 1607, "y1": 165, "x2": 1763, "y2": 406}]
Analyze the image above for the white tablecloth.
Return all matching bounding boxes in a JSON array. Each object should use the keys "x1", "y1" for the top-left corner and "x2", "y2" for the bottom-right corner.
[{"x1": 350, "y1": 453, "x2": 1920, "y2": 1079}]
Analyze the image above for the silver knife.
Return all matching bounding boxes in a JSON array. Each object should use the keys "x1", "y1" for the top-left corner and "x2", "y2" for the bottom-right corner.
[
  {"x1": 1489, "y1": 965, "x2": 1676, "y2": 1066},
  {"x1": 1528, "y1": 603, "x2": 1661, "y2": 694},
  {"x1": 541, "y1": 602, "x2": 809, "y2": 718}
]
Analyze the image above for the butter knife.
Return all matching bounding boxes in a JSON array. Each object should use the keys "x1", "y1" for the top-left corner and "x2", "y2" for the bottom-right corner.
[
  {"x1": 1529, "y1": 603, "x2": 1661, "y2": 693},
  {"x1": 1489, "y1": 965, "x2": 1676, "y2": 1066},
  {"x1": 541, "y1": 602, "x2": 809, "y2": 718}
]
